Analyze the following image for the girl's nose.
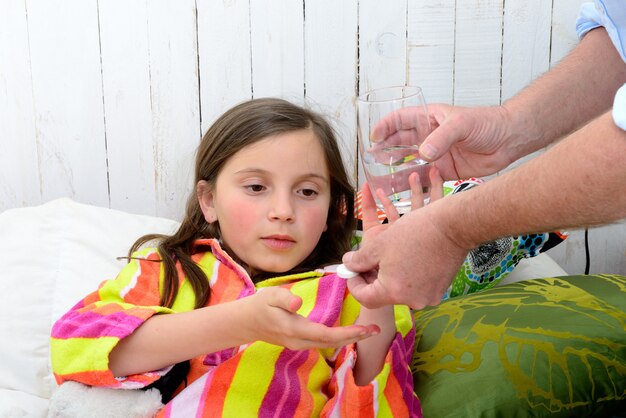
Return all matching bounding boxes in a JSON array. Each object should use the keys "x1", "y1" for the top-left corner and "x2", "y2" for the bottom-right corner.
[{"x1": 269, "y1": 193, "x2": 295, "y2": 222}]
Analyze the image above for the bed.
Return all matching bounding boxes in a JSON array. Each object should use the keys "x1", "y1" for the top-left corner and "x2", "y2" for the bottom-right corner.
[{"x1": 1, "y1": 198, "x2": 624, "y2": 417}]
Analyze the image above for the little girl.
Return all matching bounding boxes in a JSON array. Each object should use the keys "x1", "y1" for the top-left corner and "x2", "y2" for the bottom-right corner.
[{"x1": 50, "y1": 98, "x2": 424, "y2": 417}]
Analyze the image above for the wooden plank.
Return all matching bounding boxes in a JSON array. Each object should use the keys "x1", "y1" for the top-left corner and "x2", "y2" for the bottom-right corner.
[
  {"x1": 501, "y1": 0, "x2": 551, "y2": 101},
  {"x1": 249, "y1": 0, "x2": 304, "y2": 100},
  {"x1": 197, "y1": 0, "x2": 252, "y2": 133},
  {"x1": 26, "y1": 0, "x2": 109, "y2": 207},
  {"x1": 358, "y1": 0, "x2": 407, "y2": 93},
  {"x1": 357, "y1": 0, "x2": 407, "y2": 186},
  {"x1": 147, "y1": 0, "x2": 201, "y2": 220},
  {"x1": 98, "y1": 0, "x2": 157, "y2": 215},
  {"x1": 407, "y1": 0, "x2": 456, "y2": 104},
  {"x1": 304, "y1": 0, "x2": 359, "y2": 180},
  {"x1": 0, "y1": 0, "x2": 40, "y2": 212},
  {"x1": 454, "y1": 0, "x2": 504, "y2": 106},
  {"x1": 550, "y1": 0, "x2": 587, "y2": 66}
]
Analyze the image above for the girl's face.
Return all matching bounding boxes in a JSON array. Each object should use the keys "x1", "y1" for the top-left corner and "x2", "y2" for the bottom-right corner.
[{"x1": 198, "y1": 129, "x2": 331, "y2": 274}]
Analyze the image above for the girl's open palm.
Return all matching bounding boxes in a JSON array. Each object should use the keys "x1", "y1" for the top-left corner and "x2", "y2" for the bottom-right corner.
[{"x1": 241, "y1": 287, "x2": 377, "y2": 351}]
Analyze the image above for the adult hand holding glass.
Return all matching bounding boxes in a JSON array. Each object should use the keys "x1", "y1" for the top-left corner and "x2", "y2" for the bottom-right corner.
[
  {"x1": 357, "y1": 86, "x2": 434, "y2": 213},
  {"x1": 371, "y1": 103, "x2": 522, "y2": 181}
]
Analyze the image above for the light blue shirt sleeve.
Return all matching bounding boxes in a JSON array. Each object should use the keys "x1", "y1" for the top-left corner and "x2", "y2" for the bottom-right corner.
[
  {"x1": 576, "y1": 1, "x2": 626, "y2": 131},
  {"x1": 576, "y1": 1, "x2": 626, "y2": 62}
]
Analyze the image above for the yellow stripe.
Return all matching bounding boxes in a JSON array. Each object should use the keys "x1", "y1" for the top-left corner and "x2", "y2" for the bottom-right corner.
[
  {"x1": 339, "y1": 294, "x2": 361, "y2": 326},
  {"x1": 393, "y1": 305, "x2": 414, "y2": 337},
  {"x1": 171, "y1": 273, "x2": 197, "y2": 311},
  {"x1": 374, "y1": 362, "x2": 392, "y2": 416},
  {"x1": 222, "y1": 343, "x2": 282, "y2": 415},
  {"x1": 50, "y1": 337, "x2": 118, "y2": 375},
  {"x1": 290, "y1": 278, "x2": 319, "y2": 317},
  {"x1": 306, "y1": 356, "x2": 332, "y2": 414},
  {"x1": 97, "y1": 259, "x2": 141, "y2": 300}
]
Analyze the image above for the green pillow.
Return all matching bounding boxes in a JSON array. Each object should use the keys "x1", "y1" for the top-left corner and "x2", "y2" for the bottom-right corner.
[{"x1": 412, "y1": 274, "x2": 626, "y2": 417}]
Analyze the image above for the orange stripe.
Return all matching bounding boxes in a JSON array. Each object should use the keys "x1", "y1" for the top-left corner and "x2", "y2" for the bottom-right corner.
[
  {"x1": 199, "y1": 353, "x2": 243, "y2": 417},
  {"x1": 383, "y1": 373, "x2": 410, "y2": 417},
  {"x1": 210, "y1": 264, "x2": 247, "y2": 304},
  {"x1": 341, "y1": 369, "x2": 374, "y2": 417},
  {"x1": 293, "y1": 351, "x2": 319, "y2": 418},
  {"x1": 125, "y1": 260, "x2": 161, "y2": 305}
]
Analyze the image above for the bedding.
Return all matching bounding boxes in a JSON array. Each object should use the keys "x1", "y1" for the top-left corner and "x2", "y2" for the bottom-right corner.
[
  {"x1": 412, "y1": 274, "x2": 626, "y2": 417},
  {"x1": 0, "y1": 198, "x2": 595, "y2": 417}
]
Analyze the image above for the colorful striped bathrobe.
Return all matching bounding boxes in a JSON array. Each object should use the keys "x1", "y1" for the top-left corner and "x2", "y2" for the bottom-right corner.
[{"x1": 50, "y1": 239, "x2": 421, "y2": 417}]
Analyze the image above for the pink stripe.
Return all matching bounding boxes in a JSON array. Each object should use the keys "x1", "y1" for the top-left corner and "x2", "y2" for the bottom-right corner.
[
  {"x1": 306, "y1": 275, "x2": 345, "y2": 326},
  {"x1": 258, "y1": 350, "x2": 309, "y2": 417},
  {"x1": 51, "y1": 310, "x2": 146, "y2": 339}
]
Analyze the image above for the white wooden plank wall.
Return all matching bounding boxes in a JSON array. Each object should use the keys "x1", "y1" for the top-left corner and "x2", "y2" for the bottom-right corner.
[{"x1": 1, "y1": 0, "x2": 623, "y2": 275}]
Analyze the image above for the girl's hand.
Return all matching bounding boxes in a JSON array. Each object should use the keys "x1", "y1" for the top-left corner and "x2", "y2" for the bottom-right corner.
[
  {"x1": 352, "y1": 170, "x2": 443, "y2": 384},
  {"x1": 361, "y1": 167, "x2": 444, "y2": 237},
  {"x1": 240, "y1": 287, "x2": 378, "y2": 351}
]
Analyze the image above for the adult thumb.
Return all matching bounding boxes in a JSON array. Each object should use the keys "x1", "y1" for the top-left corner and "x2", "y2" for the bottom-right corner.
[
  {"x1": 342, "y1": 245, "x2": 379, "y2": 273},
  {"x1": 420, "y1": 115, "x2": 467, "y2": 162}
]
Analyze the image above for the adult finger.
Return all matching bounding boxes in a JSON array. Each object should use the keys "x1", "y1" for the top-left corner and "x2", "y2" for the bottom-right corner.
[
  {"x1": 342, "y1": 241, "x2": 380, "y2": 274},
  {"x1": 419, "y1": 112, "x2": 471, "y2": 161},
  {"x1": 371, "y1": 107, "x2": 427, "y2": 142},
  {"x1": 345, "y1": 275, "x2": 393, "y2": 309}
]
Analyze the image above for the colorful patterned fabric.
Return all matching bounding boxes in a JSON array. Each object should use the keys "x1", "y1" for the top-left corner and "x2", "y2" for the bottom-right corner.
[
  {"x1": 443, "y1": 179, "x2": 567, "y2": 298},
  {"x1": 50, "y1": 239, "x2": 420, "y2": 417},
  {"x1": 411, "y1": 274, "x2": 626, "y2": 417}
]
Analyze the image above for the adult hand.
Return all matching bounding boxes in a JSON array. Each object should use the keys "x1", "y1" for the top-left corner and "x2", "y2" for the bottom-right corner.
[
  {"x1": 243, "y1": 287, "x2": 378, "y2": 350},
  {"x1": 344, "y1": 201, "x2": 469, "y2": 310},
  {"x1": 372, "y1": 104, "x2": 518, "y2": 180},
  {"x1": 346, "y1": 167, "x2": 465, "y2": 310}
]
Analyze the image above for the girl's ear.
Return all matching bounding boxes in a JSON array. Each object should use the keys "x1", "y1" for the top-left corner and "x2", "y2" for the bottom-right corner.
[{"x1": 197, "y1": 180, "x2": 218, "y2": 223}]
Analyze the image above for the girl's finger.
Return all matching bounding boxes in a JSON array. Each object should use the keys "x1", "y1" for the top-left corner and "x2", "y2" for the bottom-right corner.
[
  {"x1": 376, "y1": 188, "x2": 400, "y2": 223},
  {"x1": 429, "y1": 166, "x2": 444, "y2": 202},
  {"x1": 360, "y1": 183, "x2": 382, "y2": 230},
  {"x1": 409, "y1": 172, "x2": 424, "y2": 211}
]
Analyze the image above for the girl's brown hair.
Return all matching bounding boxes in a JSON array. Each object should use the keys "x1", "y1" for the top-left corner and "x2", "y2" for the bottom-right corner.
[{"x1": 130, "y1": 98, "x2": 355, "y2": 309}]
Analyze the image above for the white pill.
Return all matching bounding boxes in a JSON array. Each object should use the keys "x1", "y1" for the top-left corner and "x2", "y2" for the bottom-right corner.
[{"x1": 336, "y1": 264, "x2": 358, "y2": 279}]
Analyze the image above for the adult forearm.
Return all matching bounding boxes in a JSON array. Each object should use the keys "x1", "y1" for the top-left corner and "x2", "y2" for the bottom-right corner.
[
  {"x1": 443, "y1": 111, "x2": 626, "y2": 249},
  {"x1": 504, "y1": 28, "x2": 626, "y2": 158}
]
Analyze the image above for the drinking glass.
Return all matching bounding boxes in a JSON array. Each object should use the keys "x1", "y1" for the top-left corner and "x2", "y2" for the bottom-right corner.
[{"x1": 357, "y1": 85, "x2": 433, "y2": 214}]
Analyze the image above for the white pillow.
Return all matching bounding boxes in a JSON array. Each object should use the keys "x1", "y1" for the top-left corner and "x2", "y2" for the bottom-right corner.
[{"x1": 0, "y1": 199, "x2": 178, "y2": 417}]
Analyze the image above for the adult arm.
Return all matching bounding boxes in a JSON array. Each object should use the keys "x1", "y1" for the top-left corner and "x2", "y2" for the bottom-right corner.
[
  {"x1": 345, "y1": 110, "x2": 626, "y2": 309},
  {"x1": 381, "y1": 27, "x2": 626, "y2": 180}
]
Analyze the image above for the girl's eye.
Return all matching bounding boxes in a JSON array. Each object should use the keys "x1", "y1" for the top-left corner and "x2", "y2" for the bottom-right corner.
[
  {"x1": 246, "y1": 184, "x2": 265, "y2": 193},
  {"x1": 299, "y1": 188, "x2": 318, "y2": 197}
]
